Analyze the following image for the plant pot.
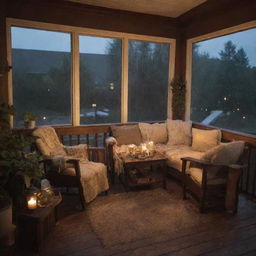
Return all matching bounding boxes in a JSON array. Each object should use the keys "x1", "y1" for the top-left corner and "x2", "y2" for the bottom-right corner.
[
  {"x1": 0, "y1": 194, "x2": 14, "y2": 246},
  {"x1": 24, "y1": 120, "x2": 36, "y2": 129}
]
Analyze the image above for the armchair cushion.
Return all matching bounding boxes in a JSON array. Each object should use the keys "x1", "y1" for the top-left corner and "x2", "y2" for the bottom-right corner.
[
  {"x1": 63, "y1": 161, "x2": 109, "y2": 203},
  {"x1": 138, "y1": 122, "x2": 167, "y2": 143},
  {"x1": 192, "y1": 128, "x2": 221, "y2": 152},
  {"x1": 111, "y1": 124, "x2": 142, "y2": 145},
  {"x1": 167, "y1": 120, "x2": 192, "y2": 146}
]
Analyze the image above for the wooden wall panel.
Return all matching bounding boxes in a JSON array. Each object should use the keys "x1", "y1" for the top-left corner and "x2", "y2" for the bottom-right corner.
[
  {"x1": 6, "y1": 0, "x2": 180, "y2": 38},
  {"x1": 179, "y1": 0, "x2": 256, "y2": 39},
  {"x1": 0, "y1": 0, "x2": 8, "y2": 104}
]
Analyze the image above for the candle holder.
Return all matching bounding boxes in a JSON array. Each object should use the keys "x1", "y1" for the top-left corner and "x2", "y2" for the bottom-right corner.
[
  {"x1": 26, "y1": 187, "x2": 39, "y2": 211},
  {"x1": 128, "y1": 144, "x2": 136, "y2": 157},
  {"x1": 26, "y1": 194, "x2": 37, "y2": 210}
]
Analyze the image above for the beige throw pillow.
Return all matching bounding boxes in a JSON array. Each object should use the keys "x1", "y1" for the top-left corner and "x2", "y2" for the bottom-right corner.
[
  {"x1": 111, "y1": 125, "x2": 142, "y2": 145},
  {"x1": 192, "y1": 128, "x2": 221, "y2": 152},
  {"x1": 202, "y1": 141, "x2": 245, "y2": 164},
  {"x1": 139, "y1": 123, "x2": 167, "y2": 144},
  {"x1": 167, "y1": 120, "x2": 192, "y2": 146}
]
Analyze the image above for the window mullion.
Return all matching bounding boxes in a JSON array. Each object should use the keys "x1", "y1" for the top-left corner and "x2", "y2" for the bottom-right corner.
[
  {"x1": 167, "y1": 42, "x2": 175, "y2": 120},
  {"x1": 72, "y1": 32, "x2": 80, "y2": 126},
  {"x1": 121, "y1": 38, "x2": 128, "y2": 123}
]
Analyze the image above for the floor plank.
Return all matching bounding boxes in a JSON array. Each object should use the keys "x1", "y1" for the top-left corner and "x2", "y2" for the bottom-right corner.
[{"x1": 11, "y1": 178, "x2": 256, "y2": 256}]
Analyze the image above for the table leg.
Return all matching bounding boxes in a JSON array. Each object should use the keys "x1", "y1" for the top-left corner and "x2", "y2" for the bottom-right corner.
[
  {"x1": 124, "y1": 164, "x2": 130, "y2": 192},
  {"x1": 162, "y1": 163, "x2": 167, "y2": 189}
]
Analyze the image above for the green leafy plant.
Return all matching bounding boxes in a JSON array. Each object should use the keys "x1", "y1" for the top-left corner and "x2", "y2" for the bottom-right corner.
[
  {"x1": 23, "y1": 112, "x2": 36, "y2": 121},
  {"x1": 0, "y1": 104, "x2": 43, "y2": 209},
  {"x1": 170, "y1": 77, "x2": 186, "y2": 120},
  {"x1": 0, "y1": 103, "x2": 16, "y2": 129}
]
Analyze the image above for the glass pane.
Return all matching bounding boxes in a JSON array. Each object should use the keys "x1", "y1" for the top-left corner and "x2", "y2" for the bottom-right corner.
[
  {"x1": 79, "y1": 36, "x2": 121, "y2": 124},
  {"x1": 128, "y1": 41, "x2": 169, "y2": 122},
  {"x1": 191, "y1": 28, "x2": 256, "y2": 134},
  {"x1": 11, "y1": 27, "x2": 71, "y2": 127}
]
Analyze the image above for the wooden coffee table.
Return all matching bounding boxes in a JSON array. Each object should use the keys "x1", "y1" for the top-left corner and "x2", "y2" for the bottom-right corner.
[{"x1": 121, "y1": 153, "x2": 167, "y2": 191}]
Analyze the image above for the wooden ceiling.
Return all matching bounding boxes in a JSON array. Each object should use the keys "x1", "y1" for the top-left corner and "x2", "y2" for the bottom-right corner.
[{"x1": 68, "y1": 0, "x2": 207, "y2": 18}]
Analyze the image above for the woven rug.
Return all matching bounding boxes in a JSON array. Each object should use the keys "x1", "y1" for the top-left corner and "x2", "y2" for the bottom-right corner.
[{"x1": 87, "y1": 188, "x2": 220, "y2": 247}]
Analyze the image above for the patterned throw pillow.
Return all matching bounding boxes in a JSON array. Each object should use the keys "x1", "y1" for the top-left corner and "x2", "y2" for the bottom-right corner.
[{"x1": 64, "y1": 144, "x2": 88, "y2": 162}]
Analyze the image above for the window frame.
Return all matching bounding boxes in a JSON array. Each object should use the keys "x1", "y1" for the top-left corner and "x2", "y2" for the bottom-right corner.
[
  {"x1": 185, "y1": 20, "x2": 256, "y2": 121},
  {"x1": 6, "y1": 18, "x2": 176, "y2": 127}
]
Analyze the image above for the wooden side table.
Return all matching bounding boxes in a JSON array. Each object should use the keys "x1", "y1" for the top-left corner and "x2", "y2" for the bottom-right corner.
[
  {"x1": 122, "y1": 153, "x2": 167, "y2": 191},
  {"x1": 17, "y1": 192, "x2": 62, "y2": 251}
]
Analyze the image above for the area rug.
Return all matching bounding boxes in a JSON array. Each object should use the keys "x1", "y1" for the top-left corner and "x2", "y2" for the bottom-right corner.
[{"x1": 87, "y1": 188, "x2": 218, "y2": 247}]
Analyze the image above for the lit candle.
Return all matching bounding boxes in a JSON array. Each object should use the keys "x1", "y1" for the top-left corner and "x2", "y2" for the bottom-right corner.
[
  {"x1": 148, "y1": 141, "x2": 154, "y2": 148},
  {"x1": 128, "y1": 144, "x2": 136, "y2": 155},
  {"x1": 27, "y1": 196, "x2": 37, "y2": 210}
]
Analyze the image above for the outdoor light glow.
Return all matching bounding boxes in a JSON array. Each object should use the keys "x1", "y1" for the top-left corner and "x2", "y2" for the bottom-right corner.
[
  {"x1": 243, "y1": 116, "x2": 246, "y2": 119},
  {"x1": 92, "y1": 103, "x2": 97, "y2": 108},
  {"x1": 43, "y1": 116, "x2": 46, "y2": 120},
  {"x1": 109, "y1": 83, "x2": 114, "y2": 90},
  {"x1": 237, "y1": 108, "x2": 240, "y2": 111},
  {"x1": 224, "y1": 97, "x2": 227, "y2": 101}
]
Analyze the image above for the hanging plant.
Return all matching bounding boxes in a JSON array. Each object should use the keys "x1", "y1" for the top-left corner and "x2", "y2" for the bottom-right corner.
[{"x1": 170, "y1": 77, "x2": 186, "y2": 120}]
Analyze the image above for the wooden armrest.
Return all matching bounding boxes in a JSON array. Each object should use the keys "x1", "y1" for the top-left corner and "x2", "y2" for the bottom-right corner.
[
  {"x1": 42, "y1": 157, "x2": 81, "y2": 178},
  {"x1": 228, "y1": 164, "x2": 247, "y2": 170}
]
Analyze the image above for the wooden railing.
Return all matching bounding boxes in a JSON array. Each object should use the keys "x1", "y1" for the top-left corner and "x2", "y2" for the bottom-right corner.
[
  {"x1": 54, "y1": 125, "x2": 111, "y2": 147},
  {"x1": 17, "y1": 122, "x2": 256, "y2": 197}
]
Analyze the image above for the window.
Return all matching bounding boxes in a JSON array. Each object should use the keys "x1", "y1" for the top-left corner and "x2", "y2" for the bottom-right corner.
[
  {"x1": 79, "y1": 36, "x2": 122, "y2": 124},
  {"x1": 128, "y1": 40, "x2": 170, "y2": 122},
  {"x1": 190, "y1": 27, "x2": 256, "y2": 134},
  {"x1": 11, "y1": 26, "x2": 71, "y2": 127},
  {"x1": 8, "y1": 19, "x2": 174, "y2": 127}
]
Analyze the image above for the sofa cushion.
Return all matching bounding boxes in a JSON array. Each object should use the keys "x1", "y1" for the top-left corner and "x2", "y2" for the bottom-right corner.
[
  {"x1": 139, "y1": 123, "x2": 167, "y2": 144},
  {"x1": 163, "y1": 146, "x2": 204, "y2": 172},
  {"x1": 192, "y1": 128, "x2": 221, "y2": 152},
  {"x1": 167, "y1": 120, "x2": 192, "y2": 146},
  {"x1": 111, "y1": 125, "x2": 142, "y2": 146},
  {"x1": 188, "y1": 167, "x2": 226, "y2": 185}
]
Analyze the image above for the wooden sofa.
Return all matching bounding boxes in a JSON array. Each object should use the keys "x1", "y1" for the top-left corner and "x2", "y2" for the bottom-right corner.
[{"x1": 105, "y1": 120, "x2": 248, "y2": 213}]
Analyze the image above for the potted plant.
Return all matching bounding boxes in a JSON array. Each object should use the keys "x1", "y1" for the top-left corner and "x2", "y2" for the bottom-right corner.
[
  {"x1": 170, "y1": 77, "x2": 186, "y2": 120},
  {"x1": 0, "y1": 104, "x2": 43, "y2": 246},
  {"x1": 23, "y1": 112, "x2": 36, "y2": 129}
]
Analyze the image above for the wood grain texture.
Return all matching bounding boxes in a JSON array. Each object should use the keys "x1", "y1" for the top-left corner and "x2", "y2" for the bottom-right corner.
[
  {"x1": 5, "y1": 0, "x2": 180, "y2": 38},
  {"x1": 179, "y1": 0, "x2": 256, "y2": 39},
  {"x1": 11, "y1": 180, "x2": 256, "y2": 256},
  {"x1": 0, "y1": 0, "x2": 8, "y2": 104}
]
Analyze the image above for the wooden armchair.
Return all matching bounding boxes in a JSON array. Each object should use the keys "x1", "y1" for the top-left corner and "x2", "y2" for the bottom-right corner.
[
  {"x1": 33, "y1": 127, "x2": 109, "y2": 210},
  {"x1": 181, "y1": 141, "x2": 248, "y2": 214}
]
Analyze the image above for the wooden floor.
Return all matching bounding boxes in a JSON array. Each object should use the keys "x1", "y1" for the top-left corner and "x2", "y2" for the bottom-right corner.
[{"x1": 12, "y1": 178, "x2": 256, "y2": 256}]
